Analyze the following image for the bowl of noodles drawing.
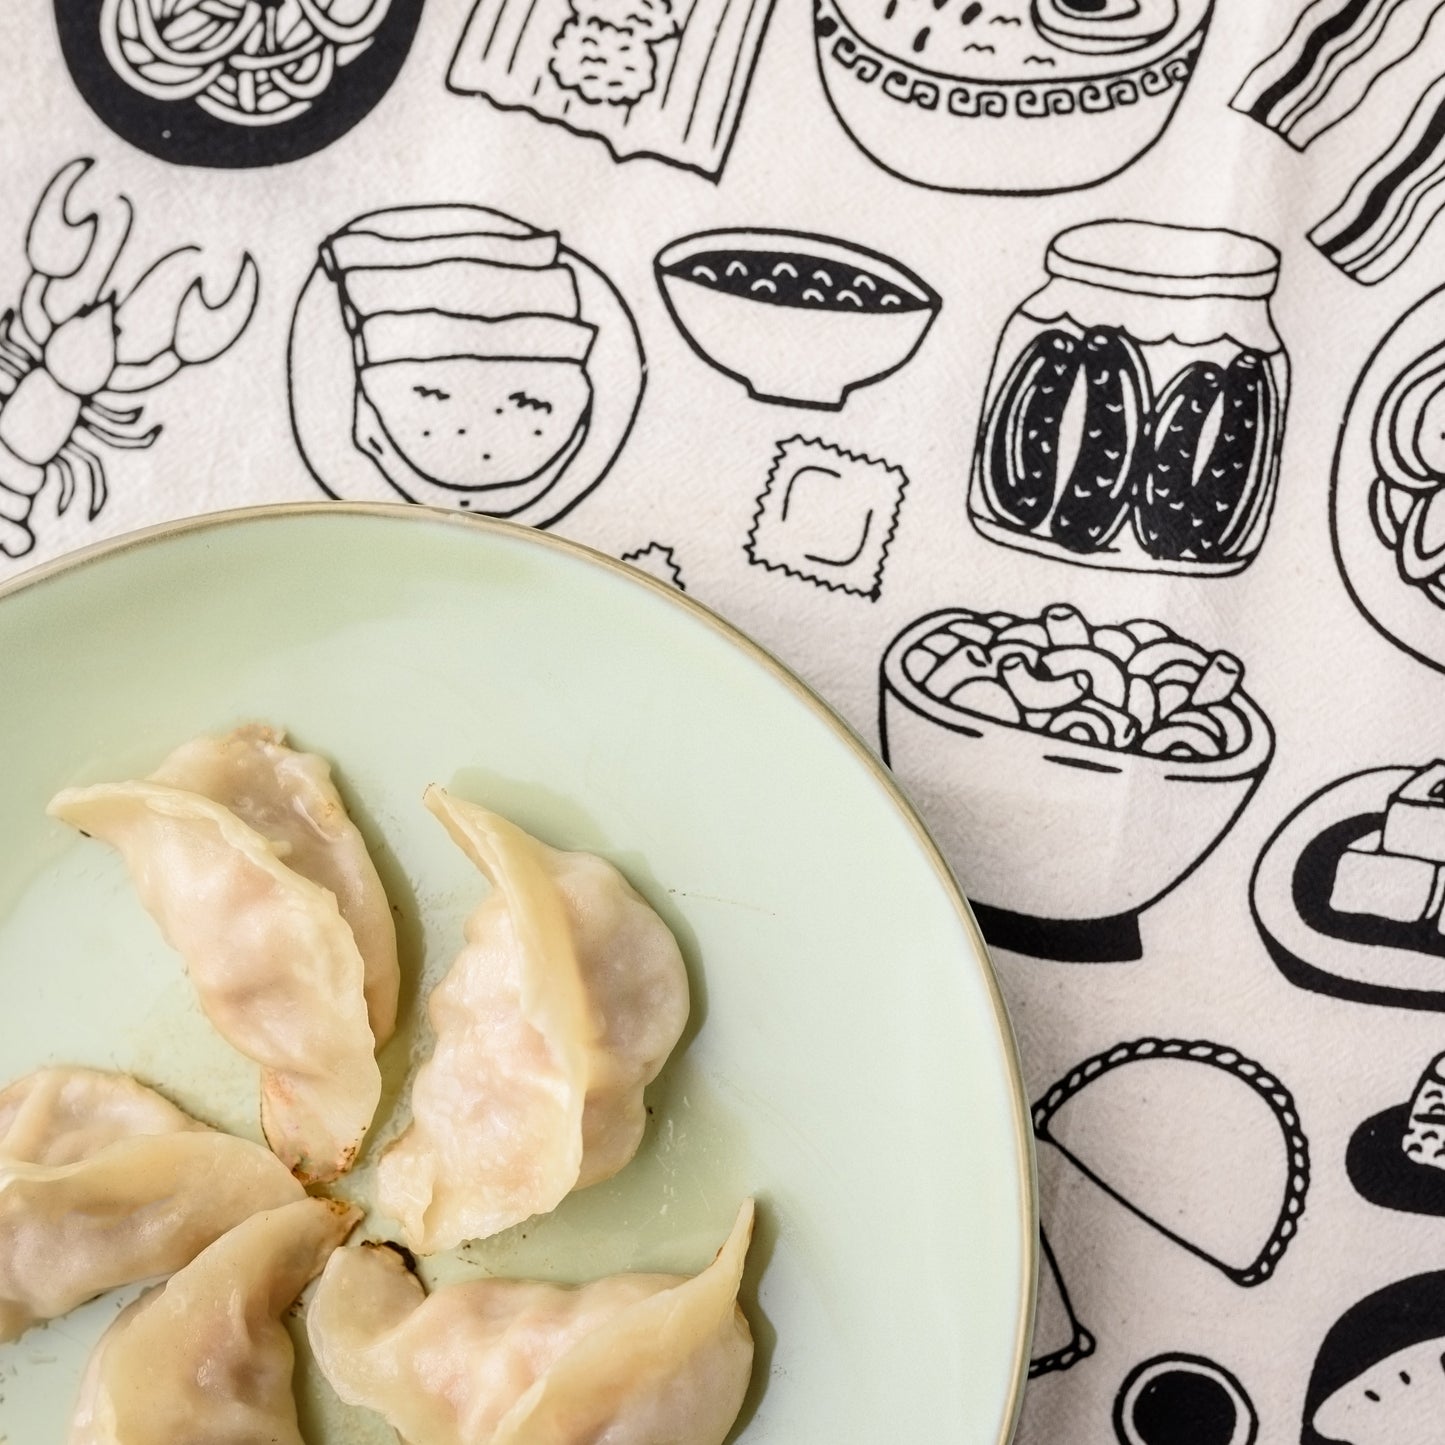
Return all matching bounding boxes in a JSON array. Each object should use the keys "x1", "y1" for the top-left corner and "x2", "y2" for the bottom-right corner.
[
  {"x1": 812, "y1": 0, "x2": 1214, "y2": 194},
  {"x1": 1333, "y1": 284, "x2": 1445, "y2": 674}
]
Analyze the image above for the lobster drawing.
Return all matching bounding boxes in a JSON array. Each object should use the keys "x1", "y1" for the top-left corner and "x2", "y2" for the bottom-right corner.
[{"x1": 0, "y1": 158, "x2": 258, "y2": 558}]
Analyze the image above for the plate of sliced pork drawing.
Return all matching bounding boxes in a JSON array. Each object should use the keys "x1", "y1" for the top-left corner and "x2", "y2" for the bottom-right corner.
[
  {"x1": 0, "y1": 503, "x2": 1032, "y2": 1445},
  {"x1": 287, "y1": 205, "x2": 645, "y2": 528}
]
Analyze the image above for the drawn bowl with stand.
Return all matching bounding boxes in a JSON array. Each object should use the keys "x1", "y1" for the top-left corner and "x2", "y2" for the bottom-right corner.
[
  {"x1": 655, "y1": 229, "x2": 939, "y2": 409},
  {"x1": 812, "y1": 0, "x2": 1213, "y2": 194},
  {"x1": 880, "y1": 609, "x2": 1274, "y2": 961}
]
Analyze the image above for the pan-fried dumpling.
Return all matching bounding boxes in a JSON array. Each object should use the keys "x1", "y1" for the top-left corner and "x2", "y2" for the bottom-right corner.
[
  {"x1": 67, "y1": 1196, "x2": 361, "y2": 1445},
  {"x1": 49, "y1": 772, "x2": 382, "y2": 1184},
  {"x1": 308, "y1": 1199, "x2": 755, "y2": 1445},
  {"x1": 149, "y1": 724, "x2": 400, "y2": 1043},
  {"x1": 0, "y1": 1067, "x2": 305, "y2": 1343},
  {"x1": 377, "y1": 789, "x2": 689, "y2": 1251}
]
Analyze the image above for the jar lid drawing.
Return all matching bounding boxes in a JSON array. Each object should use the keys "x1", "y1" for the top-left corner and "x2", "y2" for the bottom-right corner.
[{"x1": 1046, "y1": 222, "x2": 1281, "y2": 300}]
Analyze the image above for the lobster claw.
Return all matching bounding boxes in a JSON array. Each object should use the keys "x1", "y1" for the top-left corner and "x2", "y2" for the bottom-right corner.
[
  {"x1": 175, "y1": 254, "x2": 259, "y2": 365},
  {"x1": 112, "y1": 247, "x2": 205, "y2": 366},
  {"x1": 25, "y1": 159, "x2": 97, "y2": 282},
  {"x1": 107, "y1": 253, "x2": 258, "y2": 394},
  {"x1": 20, "y1": 158, "x2": 133, "y2": 348}
]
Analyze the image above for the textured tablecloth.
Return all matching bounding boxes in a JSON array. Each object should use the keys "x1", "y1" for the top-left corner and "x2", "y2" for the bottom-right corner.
[{"x1": 7, "y1": 1, "x2": 1445, "y2": 1441}]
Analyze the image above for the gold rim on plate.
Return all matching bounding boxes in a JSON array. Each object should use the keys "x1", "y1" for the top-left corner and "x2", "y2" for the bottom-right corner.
[{"x1": 0, "y1": 498, "x2": 1038, "y2": 1443}]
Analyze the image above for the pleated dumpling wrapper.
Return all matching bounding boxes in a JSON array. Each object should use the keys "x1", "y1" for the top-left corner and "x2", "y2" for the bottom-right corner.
[
  {"x1": 48, "y1": 726, "x2": 397, "y2": 1183},
  {"x1": 0, "y1": 1067, "x2": 305, "y2": 1343},
  {"x1": 377, "y1": 788, "x2": 690, "y2": 1251},
  {"x1": 66, "y1": 1195, "x2": 361, "y2": 1445},
  {"x1": 309, "y1": 1199, "x2": 756, "y2": 1445},
  {"x1": 148, "y1": 724, "x2": 400, "y2": 1042}
]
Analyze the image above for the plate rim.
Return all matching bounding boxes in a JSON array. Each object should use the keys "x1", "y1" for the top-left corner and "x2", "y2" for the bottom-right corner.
[{"x1": 0, "y1": 498, "x2": 1038, "y2": 1444}]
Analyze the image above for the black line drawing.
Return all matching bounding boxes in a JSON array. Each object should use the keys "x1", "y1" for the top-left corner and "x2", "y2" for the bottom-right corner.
[
  {"x1": 446, "y1": 0, "x2": 777, "y2": 178},
  {"x1": 1115, "y1": 1355, "x2": 1258, "y2": 1445},
  {"x1": 1252, "y1": 766, "x2": 1445, "y2": 1013},
  {"x1": 1332, "y1": 285, "x2": 1445, "y2": 675},
  {"x1": 1230, "y1": 0, "x2": 1444, "y2": 151},
  {"x1": 0, "y1": 158, "x2": 257, "y2": 561},
  {"x1": 1033, "y1": 1039, "x2": 1310, "y2": 1286},
  {"x1": 1304, "y1": 1271, "x2": 1445, "y2": 1445},
  {"x1": 879, "y1": 603, "x2": 1274, "y2": 962},
  {"x1": 1347, "y1": 1051, "x2": 1445, "y2": 1216},
  {"x1": 58, "y1": 0, "x2": 423, "y2": 168},
  {"x1": 969, "y1": 221, "x2": 1288, "y2": 576},
  {"x1": 287, "y1": 205, "x2": 644, "y2": 529},
  {"x1": 1030, "y1": 1228, "x2": 1094, "y2": 1378},
  {"x1": 811, "y1": 0, "x2": 1213, "y2": 195},
  {"x1": 654, "y1": 229, "x2": 940, "y2": 410},
  {"x1": 1311, "y1": 73, "x2": 1445, "y2": 284},
  {"x1": 745, "y1": 437, "x2": 907, "y2": 600},
  {"x1": 621, "y1": 541, "x2": 685, "y2": 589}
]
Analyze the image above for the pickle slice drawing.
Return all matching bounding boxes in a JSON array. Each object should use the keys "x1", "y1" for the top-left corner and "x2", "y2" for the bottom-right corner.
[{"x1": 1135, "y1": 351, "x2": 1279, "y2": 564}]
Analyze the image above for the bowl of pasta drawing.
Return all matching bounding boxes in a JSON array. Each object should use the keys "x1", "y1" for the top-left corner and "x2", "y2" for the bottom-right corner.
[
  {"x1": 813, "y1": 0, "x2": 1214, "y2": 194},
  {"x1": 0, "y1": 503, "x2": 1032, "y2": 1445},
  {"x1": 880, "y1": 602, "x2": 1273, "y2": 944}
]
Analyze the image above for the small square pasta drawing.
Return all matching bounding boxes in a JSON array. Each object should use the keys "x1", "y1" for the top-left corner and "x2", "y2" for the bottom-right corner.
[{"x1": 745, "y1": 437, "x2": 908, "y2": 600}]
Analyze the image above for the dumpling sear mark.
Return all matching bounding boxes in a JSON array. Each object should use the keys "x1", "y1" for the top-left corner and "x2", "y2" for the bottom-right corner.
[
  {"x1": 1024, "y1": 53, "x2": 1057, "y2": 64},
  {"x1": 962, "y1": 40, "x2": 996, "y2": 50},
  {"x1": 412, "y1": 385, "x2": 451, "y2": 401},
  {"x1": 989, "y1": 12, "x2": 1022, "y2": 22},
  {"x1": 508, "y1": 391, "x2": 554, "y2": 413}
]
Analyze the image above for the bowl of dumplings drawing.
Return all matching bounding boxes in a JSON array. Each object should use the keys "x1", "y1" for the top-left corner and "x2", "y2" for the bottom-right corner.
[
  {"x1": 813, "y1": 0, "x2": 1214, "y2": 194},
  {"x1": 0, "y1": 502, "x2": 1034, "y2": 1444}
]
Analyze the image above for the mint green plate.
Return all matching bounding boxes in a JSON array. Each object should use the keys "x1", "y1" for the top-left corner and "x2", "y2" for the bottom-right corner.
[{"x1": 0, "y1": 504, "x2": 1033, "y2": 1445}]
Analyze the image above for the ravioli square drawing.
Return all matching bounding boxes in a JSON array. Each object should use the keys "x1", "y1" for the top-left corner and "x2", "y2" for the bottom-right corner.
[{"x1": 745, "y1": 438, "x2": 906, "y2": 599}]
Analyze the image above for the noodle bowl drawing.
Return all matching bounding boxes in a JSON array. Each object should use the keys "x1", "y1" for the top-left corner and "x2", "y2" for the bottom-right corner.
[{"x1": 100, "y1": 0, "x2": 393, "y2": 127}]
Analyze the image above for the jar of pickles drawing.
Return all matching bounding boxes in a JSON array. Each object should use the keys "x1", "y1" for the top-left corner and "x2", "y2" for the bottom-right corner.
[{"x1": 969, "y1": 221, "x2": 1288, "y2": 575}]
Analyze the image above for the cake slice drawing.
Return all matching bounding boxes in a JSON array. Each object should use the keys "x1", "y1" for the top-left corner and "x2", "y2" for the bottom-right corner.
[{"x1": 1347, "y1": 1051, "x2": 1445, "y2": 1215}]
